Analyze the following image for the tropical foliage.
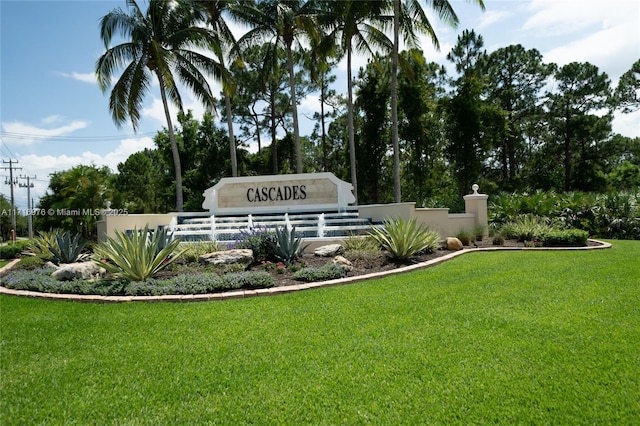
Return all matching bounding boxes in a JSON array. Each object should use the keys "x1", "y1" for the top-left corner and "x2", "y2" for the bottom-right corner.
[
  {"x1": 369, "y1": 216, "x2": 441, "y2": 259},
  {"x1": 93, "y1": 226, "x2": 186, "y2": 281},
  {"x1": 48, "y1": 231, "x2": 88, "y2": 265},
  {"x1": 96, "y1": 0, "x2": 224, "y2": 211},
  {"x1": 15, "y1": 1, "x2": 637, "y2": 241},
  {"x1": 490, "y1": 191, "x2": 640, "y2": 240},
  {"x1": 267, "y1": 226, "x2": 307, "y2": 266}
]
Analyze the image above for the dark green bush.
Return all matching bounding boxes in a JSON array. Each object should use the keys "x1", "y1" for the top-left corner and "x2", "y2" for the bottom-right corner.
[
  {"x1": 233, "y1": 227, "x2": 276, "y2": 263},
  {"x1": 0, "y1": 241, "x2": 30, "y2": 259},
  {"x1": 455, "y1": 230, "x2": 473, "y2": 246},
  {"x1": 15, "y1": 254, "x2": 50, "y2": 270},
  {"x1": 293, "y1": 262, "x2": 347, "y2": 282},
  {"x1": 489, "y1": 191, "x2": 639, "y2": 240},
  {"x1": 542, "y1": 229, "x2": 589, "y2": 247}
]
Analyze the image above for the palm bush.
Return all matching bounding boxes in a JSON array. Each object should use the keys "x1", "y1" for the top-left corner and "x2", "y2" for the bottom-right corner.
[
  {"x1": 48, "y1": 231, "x2": 88, "y2": 265},
  {"x1": 342, "y1": 234, "x2": 379, "y2": 252},
  {"x1": 267, "y1": 226, "x2": 307, "y2": 266},
  {"x1": 93, "y1": 226, "x2": 186, "y2": 282},
  {"x1": 455, "y1": 229, "x2": 474, "y2": 246},
  {"x1": 501, "y1": 215, "x2": 553, "y2": 242},
  {"x1": 368, "y1": 217, "x2": 441, "y2": 260},
  {"x1": 180, "y1": 241, "x2": 220, "y2": 264}
]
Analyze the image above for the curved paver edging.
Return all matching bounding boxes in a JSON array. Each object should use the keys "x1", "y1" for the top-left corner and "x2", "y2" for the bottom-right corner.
[{"x1": 0, "y1": 239, "x2": 612, "y2": 303}]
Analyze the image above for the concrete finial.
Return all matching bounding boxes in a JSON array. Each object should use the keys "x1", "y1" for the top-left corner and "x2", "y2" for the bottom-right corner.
[{"x1": 471, "y1": 184, "x2": 479, "y2": 195}]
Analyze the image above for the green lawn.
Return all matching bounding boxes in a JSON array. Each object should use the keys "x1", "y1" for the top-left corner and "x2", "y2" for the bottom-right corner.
[{"x1": 1, "y1": 241, "x2": 639, "y2": 424}]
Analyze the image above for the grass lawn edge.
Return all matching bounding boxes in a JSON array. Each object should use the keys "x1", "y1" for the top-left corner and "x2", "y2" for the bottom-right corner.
[{"x1": 0, "y1": 239, "x2": 613, "y2": 303}]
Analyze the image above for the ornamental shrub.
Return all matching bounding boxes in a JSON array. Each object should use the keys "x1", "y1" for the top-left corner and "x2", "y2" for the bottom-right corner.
[
  {"x1": 233, "y1": 226, "x2": 276, "y2": 263},
  {"x1": 369, "y1": 216, "x2": 441, "y2": 260},
  {"x1": 293, "y1": 262, "x2": 347, "y2": 282},
  {"x1": 0, "y1": 241, "x2": 31, "y2": 259},
  {"x1": 221, "y1": 271, "x2": 274, "y2": 290},
  {"x1": 542, "y1": 229, "x2": 589, "y2": 247}
]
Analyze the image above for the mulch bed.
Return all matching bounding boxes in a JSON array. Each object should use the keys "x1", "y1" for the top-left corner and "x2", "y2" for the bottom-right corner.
[{"x1": 247, "y1": 238, "x2": 604, "y2": 288}]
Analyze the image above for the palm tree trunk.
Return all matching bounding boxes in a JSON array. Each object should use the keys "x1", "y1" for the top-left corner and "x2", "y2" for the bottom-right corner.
[
  {"x1": 224, "y1": 94, "x2": 238, "y2": 177},
  {"x1": 347, "y1": 46, "x2": 358, "y2": 205},
  {"x1": 391, "y1": 0, "x2": 401, "y2": 203},
  {"x1": 156, "y1": 73, "x2": 183, "y2": 212},
  {"x1": 287, "y1": 45, "x2": 303, "y2": 174},
  {"x1": 320, "y1": 77, "x2": 328, "y2": 172}
]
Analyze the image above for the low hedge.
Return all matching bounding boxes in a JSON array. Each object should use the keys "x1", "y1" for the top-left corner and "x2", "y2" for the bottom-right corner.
[
  {"x1": 293, "y1": 262, "x2": 347, "y2": 282},
  {"x1": 0, "y1": 241, "x2": 30, "y2": 260},
  {"x1": 2, "y1": 269, "x2": 274, "y2": 296},
  {"x1": 542, "y1": 229, "x2": 589, "y2": 247}
]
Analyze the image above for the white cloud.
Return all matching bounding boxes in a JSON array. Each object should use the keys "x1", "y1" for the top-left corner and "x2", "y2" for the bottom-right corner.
[
  {"x1": 523, "y1": 0, "x2": 615, "y2": 36},
  {"x1": 41, "y1": 115, "x2": 63, "y2": 125},
  {"x1": 60, "y1": 71, "x2": 97, "y2": 84},
  {"x1": 612, "y1": 110, "x2": 640, "y2": 138},
  {"x1": 476, "y1": 10, "x2": 511, "y2": 31},
  {"x1": 16, "y1": 137, "x2": 155, "y2": 203},
  {"x1": 543, "y1": 18, "x2": 638, "y2": 79},
  {"x1": 1, "y1": 119, "x2": 89, "y2": 145}
]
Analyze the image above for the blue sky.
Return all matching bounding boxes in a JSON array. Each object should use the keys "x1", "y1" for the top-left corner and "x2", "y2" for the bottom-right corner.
[{"x1": 1, "y1": 0, "x2": 639, "y2": 210}]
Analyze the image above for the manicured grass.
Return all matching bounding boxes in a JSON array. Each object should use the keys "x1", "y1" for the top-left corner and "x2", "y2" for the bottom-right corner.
[
  {"x1": 1, "y1": 241, "x2": 639, "y2": 424},
  {"x1": 0, "y1": 259, "x2": 10, "y2": 268}
]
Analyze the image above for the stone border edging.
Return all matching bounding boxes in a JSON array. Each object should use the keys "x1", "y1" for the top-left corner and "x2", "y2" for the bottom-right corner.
[{"x1": 0, "y1": 239, "x2": 612, "y2": 303}]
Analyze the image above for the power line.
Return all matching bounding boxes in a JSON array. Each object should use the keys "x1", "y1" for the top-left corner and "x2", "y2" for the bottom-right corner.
[{"x1": 0, "y1": 130, "x2": 157, "y2": 142}]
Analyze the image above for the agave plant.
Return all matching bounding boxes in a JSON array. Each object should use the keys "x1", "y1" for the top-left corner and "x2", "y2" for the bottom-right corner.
[
  {"x1": 48, "y1": 231, "x2": 88, "y2": 265},
  {"x1": 93, "y1": 226, "x2": 186, "y2": 282},
  {"x1": 23, "y1": 229, "x2": 59, "y2": 257},
  {"x1": 267, "y1": 226, "x2": 308, "y2": 266},
  {"x1": 368, "y1": 216, "x2": 441, "y2": 260}
]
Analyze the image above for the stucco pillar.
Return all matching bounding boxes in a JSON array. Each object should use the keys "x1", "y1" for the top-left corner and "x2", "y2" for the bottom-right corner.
[{"x1": 463, "y1": 184, "x2": 489, "y2": 235}]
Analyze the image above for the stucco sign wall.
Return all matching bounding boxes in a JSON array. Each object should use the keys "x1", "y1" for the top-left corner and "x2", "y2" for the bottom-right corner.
[{"x1": 202, "y1": 172, "x2": 355, "y2": 214}]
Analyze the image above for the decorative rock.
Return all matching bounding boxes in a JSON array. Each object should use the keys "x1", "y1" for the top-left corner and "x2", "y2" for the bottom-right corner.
[
  {"x1": 51, "y1": 262, "x2": 106, "y2": 281},
  {"x1": 43, "y1": 261, "x2": 59, "y2": 270},
  {"x1": 199, "y1": 249, "x2": 253, "y2": 265},
  {"x1": 332, "y1": 255, "x2": 353, "y2": 272},
  {"x1": 446, "y1": 237, "x2": 463, "y2": 251},
  {"x1": 314, "y1": 244, "x2": 344, "y2": 257}
]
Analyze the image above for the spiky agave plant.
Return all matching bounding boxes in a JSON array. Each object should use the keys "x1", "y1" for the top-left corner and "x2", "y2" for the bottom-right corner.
[
  {"x1": 368, "y1": 216, "x2": 441, "y2": 260},
  {"x1": 267, "y1": 226, "x2": 308, "y2": 266},
  {"x1": 93, "y1": 225, "x2": 186, "y2": 282},
  {"x1": 48, "y1": 231, "x2": 88, "y2": 264},
  {"x1": 24, "y1": 230, "x2": 59, "y2": 257}
]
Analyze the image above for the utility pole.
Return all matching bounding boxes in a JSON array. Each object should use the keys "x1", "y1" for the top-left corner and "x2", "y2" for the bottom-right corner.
[
  {"x1": 19, "y1": 175, "x2": 36, "y2": 239},
  {"x1": 2, "y1": 159, "x2": 22, "y2": 241}
]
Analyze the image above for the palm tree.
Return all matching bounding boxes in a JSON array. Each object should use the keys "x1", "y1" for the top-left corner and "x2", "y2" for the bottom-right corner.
[
  {"x1": 389, "y1": 0, "x2": 485, "y2": 202},
  {"x1": 96, "y1": 0, "x2": 224, "y2": 211},
  {"x1": 302, "y1": 30, "x2": 341, "y2": 172},
  {"x1": 235, "y1": 0, "x2": 320, "y2": 174},
  {"x1": 195, "y1": 0, "x2": 254, "y2": 177},
  {"x1": 326, "y1": 0, "x2": 392, "y2": 204}
]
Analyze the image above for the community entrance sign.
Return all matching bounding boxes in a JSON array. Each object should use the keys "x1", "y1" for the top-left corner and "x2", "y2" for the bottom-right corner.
[{"x1": 202, "y1": 172, "x2": 356, "y2": 214}]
